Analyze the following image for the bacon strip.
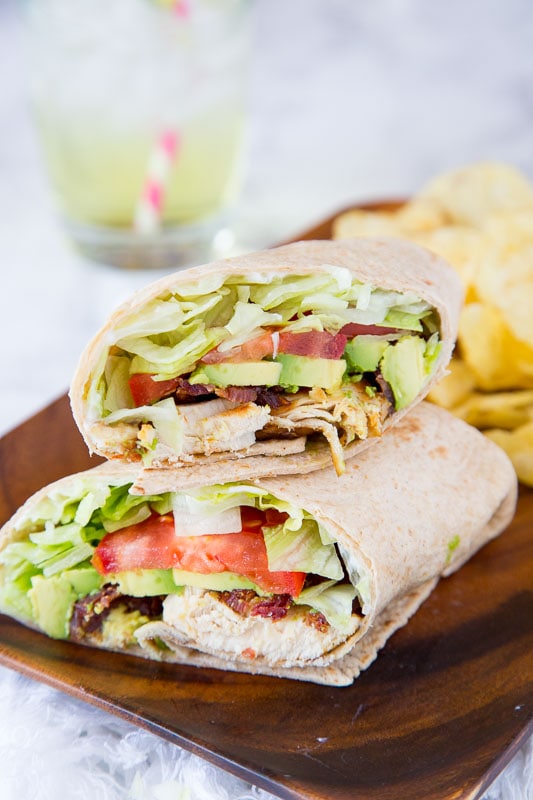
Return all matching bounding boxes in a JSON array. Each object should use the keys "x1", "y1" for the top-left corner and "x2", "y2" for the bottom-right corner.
[
  {"x1": 219, "y1": 589, "x2": 293, "y2": 621},
  {"x1": 69, "y1": 584, "x2": 164, "y2": 641}
]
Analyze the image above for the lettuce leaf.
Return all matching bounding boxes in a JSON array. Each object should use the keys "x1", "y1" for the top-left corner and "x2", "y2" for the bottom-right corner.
[
  {"x1": 104, "y1": 397, "x2": 183, "y2": 454},
  {"x1": 263, "y1": 519, "x2": 343, "y2": 580},
  {"x1": 294, "y1": 580, "x2": 356, "y2": 633}
]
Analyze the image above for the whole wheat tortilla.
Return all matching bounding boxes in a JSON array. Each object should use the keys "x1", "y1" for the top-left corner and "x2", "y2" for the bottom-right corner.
[
  {"x1": 0, "y1": 404, "x2": 516, "y2": 685},
  {"x1": 69, "y1": 237, "x2": 463, "y2": 476}
]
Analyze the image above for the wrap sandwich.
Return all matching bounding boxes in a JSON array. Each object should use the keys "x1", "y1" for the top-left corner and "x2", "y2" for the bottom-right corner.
[
  {"x1": 0, "y1": 404, "x2": 516, "y2": 686},
  {"x1": 70, "y1": 238, "x2": 462, "y2": 476}
]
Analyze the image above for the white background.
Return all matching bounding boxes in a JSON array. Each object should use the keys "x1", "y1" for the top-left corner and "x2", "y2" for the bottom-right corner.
[{"x1": 0, "y1": 0, "x2": 531, "y2": 797}]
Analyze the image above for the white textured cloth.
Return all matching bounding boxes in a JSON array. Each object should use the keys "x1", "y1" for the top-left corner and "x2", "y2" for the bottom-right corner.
[{"x1": 0, "y1": 666, "x2": 530, "y2": 800}]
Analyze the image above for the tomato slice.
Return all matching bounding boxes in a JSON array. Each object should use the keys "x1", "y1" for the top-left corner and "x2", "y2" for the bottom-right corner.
[
  {"x1": 277, "y1": 331, "x2": 347, "y2": 359},
  {"x1": 201, "y1": 333, "x2": 275, "y2": 364},
  {"x1": 202, "y1": 329, "x2": 349, "y2": 364},
  {"x1": 92, "y1": 512, "x2": 305, "y2": 597},
  {"x1": 128, "y1": 374, "x2": 180, "y2": 406},
  {"x1": 340, "y1": 323, "x2": 400, "y2": 337}
]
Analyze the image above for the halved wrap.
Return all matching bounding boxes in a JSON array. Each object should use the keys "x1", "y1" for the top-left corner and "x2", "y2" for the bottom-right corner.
[
  {"x1": 0, "y1": 404, "x2": 516, "y2": 686},
  {"x1": 70, "y1": 238, "x2": 463, "y2": 476}
]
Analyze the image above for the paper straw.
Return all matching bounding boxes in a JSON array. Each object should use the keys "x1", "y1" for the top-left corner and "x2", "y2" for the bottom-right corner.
[
  {"x1": 134, "y1": 1, "x2": 190, "y2": 234},
  {"x1": 134, "y1": 130, "x2": 181, "y2": 235},
  {"x1": 173, "y1": 0, "x2": 191, "y2": 18},
  {"x1": 154, "y1": 0, "x2": 191, "y2": 16}
]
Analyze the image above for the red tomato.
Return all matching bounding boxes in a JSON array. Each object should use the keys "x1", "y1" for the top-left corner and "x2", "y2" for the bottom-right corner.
[
  {"x1": 201, "y1": 333, "x2": 275, "y2": 364},
  {"x1": 128, "y1": 374, "x2": 180, "y2": 407},
  {"x1": 340, "y1": 323, "x2": 400, "y2": 337},
  {"x1": 92, "y1": 512, "x2": 305, "y2": 597},
  {"x1": 277, "y1": 331, "x2": 347, "y2": 359},
  {"x1": 202, "y1": 330, "x2": 348, "y2": 364}
]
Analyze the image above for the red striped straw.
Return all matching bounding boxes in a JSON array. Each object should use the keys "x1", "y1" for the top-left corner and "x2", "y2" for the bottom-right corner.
[
  {"x1": 134, "y1": 130, "x2": 182, "y2": 235},
  {"x1": 134, "y1": 0, "x2": 191, "y2": 234},
  {"x1": 173, "y1": 0, "x2": 191, "y2": 18}
]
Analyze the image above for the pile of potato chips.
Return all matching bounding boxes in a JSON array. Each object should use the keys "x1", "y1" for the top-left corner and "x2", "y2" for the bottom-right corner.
[{"x1": 333, "y1": 162, "x2": 533, "y2": 486}]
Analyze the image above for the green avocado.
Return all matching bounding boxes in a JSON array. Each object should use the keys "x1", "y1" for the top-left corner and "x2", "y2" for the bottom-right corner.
[
  {"x1": 28, "y1": 574, "x2": 77, "y2": 639},
  {"x1": 112, "y1": 569, "x2": 179, "y2": 597},
  {"x1": 189, "y1": 360, "x2": 282, "y2": 387},
  {"x1": 172, "y1": 569, "x2": 263, "y2": 593},
  {"x1": 277, "y1": 354, "x2": 346, "y2": 390},
  {"x1": 344, "y1": 336, "x2": 389, "y2": 373},
  {"x1": 380, "y1": 336, "x2": 426, "y2": 409},
  {"x1": 63, "y1": 567, "x2": 103, "y2": 596}
]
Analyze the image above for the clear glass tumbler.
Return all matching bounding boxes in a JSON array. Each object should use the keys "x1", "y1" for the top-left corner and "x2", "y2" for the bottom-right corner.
[{"x1": 27, "y1": 0, "x2": 251, "y2": 269}]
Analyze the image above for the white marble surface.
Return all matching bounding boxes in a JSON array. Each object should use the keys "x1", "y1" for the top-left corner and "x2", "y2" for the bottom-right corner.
[{"x1": 0, "y1": 0, "x2": 532, "y2": 797}]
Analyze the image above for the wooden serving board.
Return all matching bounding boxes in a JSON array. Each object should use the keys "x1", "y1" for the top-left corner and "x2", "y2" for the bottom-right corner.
[{"x1": 0, "y1": 211, "x2": 531, "y2": 800}]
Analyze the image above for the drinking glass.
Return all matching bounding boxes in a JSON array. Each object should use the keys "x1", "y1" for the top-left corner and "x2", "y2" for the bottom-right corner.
[{"x1": 27, "y1": 0, "x2": 251, "y2": 269}]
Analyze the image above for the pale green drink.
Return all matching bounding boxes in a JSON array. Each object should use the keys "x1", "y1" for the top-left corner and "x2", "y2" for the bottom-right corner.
[
  {"x1": 28, "y1": 0, "x2": 250, "y2": 268},
  {"x1": 37, "y1": 106, "x2": 246, "y2": 227}
]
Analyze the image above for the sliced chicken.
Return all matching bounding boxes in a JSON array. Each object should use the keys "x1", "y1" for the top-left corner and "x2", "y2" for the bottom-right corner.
[
  {"x1": 96, "y1": 382, "x2": 390, "y2": 471},
  {"x1": 265, "y1": 384, "x2": 391, "y2": 474},
  {"x1": 135, "y1": 587, "x2": 362, "y2": 668}
]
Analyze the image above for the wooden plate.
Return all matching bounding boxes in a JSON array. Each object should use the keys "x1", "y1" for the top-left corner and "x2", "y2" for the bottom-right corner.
[{"x1": 0, "y1": 211, "x2": 532, "y2": 800}]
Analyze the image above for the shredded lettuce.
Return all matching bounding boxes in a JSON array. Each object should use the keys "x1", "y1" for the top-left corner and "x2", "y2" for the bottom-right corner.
[
  {"x1": 294, "y1": 580, "x2": 356, "y2": 633},
  {"x1": 263, "y1": 519, "x2": 343, "y2": 580},
  {"x1": 41, "y1": 543, "x2": 95, "y2": 578},
  {"x1": 102, "y1": 504, "x2": 152, "y2": 533},
  {"x1": 381, "y1": 309, "x2": 426, "y2": 331},
  {"x1": 172, "y1": 494, "x2": 242, "y2": 536},
  {"x1": 98, "y1": 484, "x2": 156, "y2": 523},
  {"x1": 30, "y1": 521, "x2": 84, "y2": 547},
  {"x1": 336, "y1": 543, "x2": 371, "y2": 610},
  {"x1": 104, "y1": 355, "x2": 134, "y2": 413},
  {"x1": 75, "y1": 486, "x2": 113, "y2": 526},
  {"x1": 218, "y1": 301, "x2": 282, "y2": 351},
  {"x1": 104, "y1": 397, "x2": 183, "y2": 454},
  {"x1": 113, "y1": 298, "x2": 188, "y2": 340},
  {"x1": 424, "y1": 332, "x2": 442, "y2": 373},
  {"x1": 124, "y1": 325, "x2": 224, "y2": 379},
  {"x1": 248, "y1": 271, "x2": 351, "y2": 310}
]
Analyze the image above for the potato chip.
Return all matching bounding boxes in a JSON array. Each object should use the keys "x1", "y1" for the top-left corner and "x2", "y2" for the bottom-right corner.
[
  {"x1": 394, "y1": 198, "x2": 446, "y2": 231},
  {"x1": 416, "y1": 162, "x2": 533, "y2": 226},
  {"x1": 474, "y1": 244, "x2": 533, "y2": 346},
  {"x1": 482, "y1": 210, "x2": 533, "y2": 250},
  {"x1": 452, "y1": 390, "x2": 533, "y2": 430},
  {"x1": 332, "y1": 209, "x2": 403, "y2": 239},
  {"x1": 485, "y1": 422, "x2": 533, "y2": 486},
  {"x1": 427, "y1": 358, "x2": 476, "y2": 409},
  {"x1": 412, "y1": 227, "x2": 488, "y2": 296},
  {"x1": 333, "y1": 198, "x2": 445, "y2": 240},
  {"x1": 458, "y1": 303, "x2": 533, "y2": 390}
]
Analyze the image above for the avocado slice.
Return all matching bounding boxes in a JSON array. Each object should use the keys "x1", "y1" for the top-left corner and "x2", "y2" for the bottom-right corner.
[
  {"x1": 172, "y1": 569, "x2": 262, "y2": 592},
  {"x1": 63, "y1": 567, "x2": 103, "y2": 596},
  {"x1": 277, "y1": 354, "x2": 346, "y2": 390},
  {"x1": 112, "y1": 569, "x2": 179, "y2": 597},
  {"x1": 28, "y1": 575, "x2": 77, "y2": 639},
  {"x1": 380, "y1": 336, "x2": 426, "y2": 409},
  {"x1": 190, "y1": 360, "x2": 282, "y2": 387},
  {"x1": 344, "y1": 336, "x2": 389, "y2": 373}
]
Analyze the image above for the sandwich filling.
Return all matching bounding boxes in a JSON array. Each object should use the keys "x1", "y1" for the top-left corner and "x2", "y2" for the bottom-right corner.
[
  {"x1": 0, "y1": 477, "x2": 370, "y2": 667},
  {"x1": 86, "y1": 268, "x2": 442, "y2": 473}
]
